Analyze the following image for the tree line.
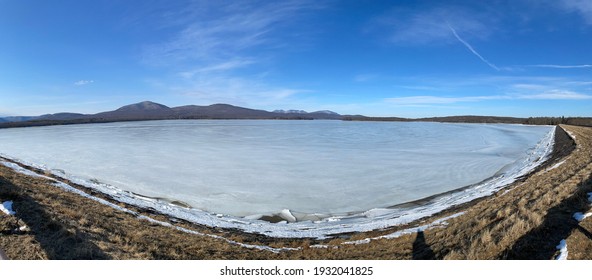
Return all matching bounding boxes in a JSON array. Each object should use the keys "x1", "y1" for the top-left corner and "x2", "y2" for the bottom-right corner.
[{"x1": 524, "y1": 117, "x2": 592, "y2": 126}]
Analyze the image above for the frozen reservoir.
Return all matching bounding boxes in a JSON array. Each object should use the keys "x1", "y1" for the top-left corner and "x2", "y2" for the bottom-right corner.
[{"x1": 0, "y1": 120, "x2": 554, "y2": 236}]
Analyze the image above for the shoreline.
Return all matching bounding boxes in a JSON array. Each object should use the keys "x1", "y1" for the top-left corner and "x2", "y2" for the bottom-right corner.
[
  {"x1": 0, "y1": 125, "x2": 591, "y2": 259},
  {"x1": 0, "y1": 124, "x2": 556, "y2": 239},
  {"x1": 395, "y1": 125, "x2": 571, "y2": 208}
]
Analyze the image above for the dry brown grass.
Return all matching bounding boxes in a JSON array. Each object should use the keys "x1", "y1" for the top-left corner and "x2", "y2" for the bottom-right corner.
[
  {"x1": 427, "y1": 125, "x2": 592, "y2": 260},
  {"x1": 1, "y1": 125, "x2": 591, "y2": 259}
]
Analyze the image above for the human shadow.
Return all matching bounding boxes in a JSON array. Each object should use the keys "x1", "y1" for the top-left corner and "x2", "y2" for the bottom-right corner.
[
  {"x1": 0, "y1": 177, "x2": 110, "y2": 260},
  {"x1": 576, "y1": 224, "x2": 592, "y2": 240},
  {"x1": 412, "y1": 230, "x2": 436, "y2": 260},
  {"x1": 503, "y1": 173, "x2": 592, "y2": 259}
]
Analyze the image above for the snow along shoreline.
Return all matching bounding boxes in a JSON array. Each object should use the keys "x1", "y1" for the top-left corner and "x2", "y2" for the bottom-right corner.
[{"x1": 0, "y1": 126, "x2": 556, "y2": 239}]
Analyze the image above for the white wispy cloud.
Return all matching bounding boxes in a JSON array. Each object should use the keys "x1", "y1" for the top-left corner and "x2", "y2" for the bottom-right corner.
[
  {"x1": 143, "y1": 1, "x2": 320, "y2": 65},
  {"x1": 508, "y1": 80, "x2": 592, "y2": 100},
  {"x1": 371, "y1": 6, "x2": 492, "y2": 45},
  {"x1": 178, "y1": 59, "x2": 256, "y2": 78},
  {"x1": 394, "y1": 75, "x2": 590, "y2": 92},
  {"x1": 171, "y1": 74, "x2": 311, "y2": 108},
  {"x1": 557, "y1": 0, "x2": 592, "y2": 25},
  {"x1": 141, "y1": 1, "x2": 321, "y2": 108},
  {"x1": 448, "y1": 24, "x2": 500, "y2": 71},
  {"x1": 565, "y1": 81, "x2": 592, "y2": 86},
  {"x1": 385, "y1": 92, "x2": 592, "y2": 105},
  {"x1": 385, "y1": 95, "x2": 503, "y2": 105},
  {"x1": 353, "y1": 74, "x2": 378, "y2": 82},
  {"x1": 399, "y1": 85, "x2": 446, "y2": 91},
  {"x1": 517, "y1": 90, "x2": 592, "y2": 100},
  {"x1": 528, "y1": 64, "x2": 592, "y2": 69},
  {"x1": 511, "y1": 83, "x2": 549, "y2": 90},
  {"x1": 74, "y1": 80, "x2": 94, "y2": 86},
  {"x1": 386, "y1": 90, "x2": 592, "y2": 105},
  {"x1": 385, "y1": 75, "x2": 592, "y2": 105}
]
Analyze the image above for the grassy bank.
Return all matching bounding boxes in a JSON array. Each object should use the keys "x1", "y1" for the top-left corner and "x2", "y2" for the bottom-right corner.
[{"x1": 0, "y1": 125, "x2": 591, "y2": 259}]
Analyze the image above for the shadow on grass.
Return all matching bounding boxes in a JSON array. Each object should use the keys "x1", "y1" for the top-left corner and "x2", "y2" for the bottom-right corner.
[
  {"x1": 576, "y1": 224, "x2": 592, "y2": 240},
  {"x1": 0, "y1": 177, "x2": 110, "y2": 260},
  {"x1": 503, "y1": 173, "x2": 592, "y2": 260},
  {"x1": 412, "y1": 231, "x2": 436, "y2": 260}
]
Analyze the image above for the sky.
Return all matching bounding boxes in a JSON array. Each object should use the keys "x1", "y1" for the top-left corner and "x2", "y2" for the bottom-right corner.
[{"x1": 0, "y1": 0, "x2": 591, "y2": 118}]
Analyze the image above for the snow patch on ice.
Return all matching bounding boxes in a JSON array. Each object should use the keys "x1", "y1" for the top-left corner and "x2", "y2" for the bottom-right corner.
[
  {"x1": 279, "y1": 209, "x2": 297, "y2": 223},
  {"x1": 1, "y1": 201, "x2": 15, "y2": 215},
  {"x1": 555, "y1": 239, "x2": 568, "y2": 260}
]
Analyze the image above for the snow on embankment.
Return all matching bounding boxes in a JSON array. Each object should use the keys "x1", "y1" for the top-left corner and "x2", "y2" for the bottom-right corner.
[
  {"x1": 555, "y1": 180, "x2": 592, "y2": 260},
  {"x1": 342, "y1": 212, "x2": 465, "y2": 245},
  {"x1": 0, "y1": 201, "x2": 15, "y2": 215},
  {"x1": 0, "y1": 160, "x2": 298, "y2": 253},
  {"x1": 546, "y1": 160, "x2": 566, "y2": 171},
  {"x1": 556, "y1": 240, "x2": 568, "y2": 260},
  {"x1": 573, "y1": 192, "x2": 592, "y2": 222},
  {"x1": 0, "y1": 125, "x2": 556, "y2": 239}
]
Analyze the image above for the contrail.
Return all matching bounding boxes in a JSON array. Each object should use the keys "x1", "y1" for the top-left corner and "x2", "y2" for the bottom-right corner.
[{"x1": 447, "y1": 24, "x2": 500, "y2": 71}]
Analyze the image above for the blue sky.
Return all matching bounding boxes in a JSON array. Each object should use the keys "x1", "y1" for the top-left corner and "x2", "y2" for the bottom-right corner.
[{"x1": 0, "y1": 0, "x2": 591, "y2": 117}]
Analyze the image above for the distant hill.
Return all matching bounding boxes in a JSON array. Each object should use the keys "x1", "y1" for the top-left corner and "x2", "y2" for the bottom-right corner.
[
  {"x1": 90, "y1": 101, "x2": 340, "y2": 121},
  {"x1": 417, "y1": 115, "x2": 526, "y2": 124},
  {"x1": 37, "y1": 113, "x2": 88, "y2": 121},
  {"x1": 0, "y1": 101, "x2": 343, "y2": 128},
  {"x1": 342, "y1": 115, "x2": 408, "y2": 122},
  {"x1": 273, "y1": 109, "x2": 308, "y2": 114},
  {"x1": 343, "y1": 115, "x2": 524, "y2": 123},
  {"x1": 173, "y1": 104, "x2": 279, "y2": 119},
  {"x1": 0, "y1": 116, "x2": 36, "y2": 122},
  {"x1": 343, "y1": 115, "x2": 592, "y2": 127},
  {"x1": 93, "y1": 101, "x2": 175, "y2": 120},
  {"x1": 1, "y1": 101, "x2": 591, "y2": 129},
  {"x1": 272, "y1": 108, "x2": 341, "y2": 120}
]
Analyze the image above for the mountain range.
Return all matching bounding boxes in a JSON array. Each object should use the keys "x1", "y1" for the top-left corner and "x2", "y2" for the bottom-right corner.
[
  {"x1": 0, "y1": 101, "x2": 342, "y2": 127},
  {"x1": 2, "y1": 101, "x2": 590, "y2": 128}
]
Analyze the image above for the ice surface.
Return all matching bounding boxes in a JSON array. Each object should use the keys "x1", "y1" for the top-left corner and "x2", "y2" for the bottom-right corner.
[
  {"x1": 0, "y1": 201, "x2": 15, "y2": 215},
  {"x1": 0, "y1": 120, "x2": 555, "y2": 238},
  {"x1": 556, "y1": 239, "x2": 568, "y2": 260}
]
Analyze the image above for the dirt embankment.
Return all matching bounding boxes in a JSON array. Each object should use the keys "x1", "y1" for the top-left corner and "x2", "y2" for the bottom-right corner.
[{"x1": 0, "y1": 125, "x2": 591, "y2": 259}]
